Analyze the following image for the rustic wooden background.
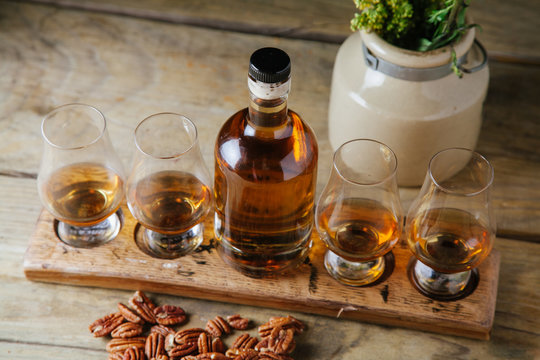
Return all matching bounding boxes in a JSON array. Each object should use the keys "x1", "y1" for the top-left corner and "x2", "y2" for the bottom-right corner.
[{"x1": 0, "y1": 0, "x2": 539, "y2": 358}]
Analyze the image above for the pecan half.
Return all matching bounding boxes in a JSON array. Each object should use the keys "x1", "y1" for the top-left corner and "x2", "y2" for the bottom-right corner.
[
  {"x1": 123, "y1": 346, "x2": 145, "y2": 360},
  {"x1": 153, "y1": 356, "x2": 169, "y2": 360},
  {"x1": 89, "y1": 312, "x2": 124, "y2": 337},
  {"x1": 232, "y1": 350, "x2": 293, "y2": 360},
  {"x1": 231, "y1": 333, "x2": 258, "y2": 350},
  {"x1": 106, "y1": 337, "x2": 146, "y2": 353},
  {"x1": 151, "y1": 324, "x2": 175, "y2": 337},
  {"x1": 230, "y1": 349, "x2": 259, "y2": 360},
  {"x1": 197, "y1": 332, "x2": 225, "y2": 354},
  {"x1": 212, "y1": 337, "x2": 225, "y2": 354},
  {"x1": 111, "y1": 322, "x2": 144, "y2": 338},
  {"x1": 168, "y1": 343, "x2": 198, "y2": 359},
  {"x1": 145, "y1": 332, "x2": 166, "y2": 359},
  {"x1": 164, "y1": 333, "x2": 176, "y2": 352},
  {"x1": 205, "y1": 316, "x2": 231, "y2": 337},
  {"x1": 128, "y1": 290, "x2": 157, "y2": 324},
  {"x1": 255, "y1": 327, "x2": 295, "y2": 355},
  {"x1": 227, "y1": 314, "x2": 250, "y2": 330},
  {"x1": 118, "y1": 303, "x2": 144, "y2": 324},
  {"x1": 174, "y1": 328, "x2": 206, "y2": 345},
  {"x1": 184, "y1": 353, "x2": 229, "y2": 360},
  {"x1": 198, "y1": 332, "x2": 212, "y2": 354},
  {"x1": 258, "y1": 316, "x2": 304, "y2": 338},
  {"x1": 257, "y1": 352, "x2": 294, "y2": 360},
  {"x1": 108, "y1": 353, "x2": 125, "y2": 360},
  {"x1": 154, "y1": 305, "x2": 186, "y2": 326}
]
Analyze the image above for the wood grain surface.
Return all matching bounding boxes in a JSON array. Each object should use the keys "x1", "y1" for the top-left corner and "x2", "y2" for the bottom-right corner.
[
  {"x1": 22, "y1": 0, "x2": 540, "y2": 62},
  {"x1": 0, "y1": 2, "x2": 538, "y2": 240},
  {"x1": 24, "y1": 205, "x2": 500, "y2": 340},
  {"x1": 0, "y1": 0, "x2": 539, "y2": 359},
  {"x1": 1, "y1": 177, "x2": 538, "y2": 359}
]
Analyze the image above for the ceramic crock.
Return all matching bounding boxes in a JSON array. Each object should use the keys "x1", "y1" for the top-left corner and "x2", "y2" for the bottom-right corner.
[{"x1": 328, "y1": 28, "x2": 489, "y2": 186}]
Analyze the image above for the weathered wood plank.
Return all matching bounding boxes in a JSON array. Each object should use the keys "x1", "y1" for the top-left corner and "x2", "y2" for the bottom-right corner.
[
  {"x1": 20, "y1": 0, "x2": 540, "y2": 62},
  {"x1": 0, "y1": 2, "x2": 539, "y2": 359},
  {"x1": 0, "y1": 2, "x2": 538, "y2": 239},
  {"x1": 0, "y1": 173, "x2": 538, "y2": 358},
  {"x1": 24, "y1": 204, "x2": 501, "y2": 340},
  {"x1": 0, "y1": 342, "x2": 104, "y2": 360}
]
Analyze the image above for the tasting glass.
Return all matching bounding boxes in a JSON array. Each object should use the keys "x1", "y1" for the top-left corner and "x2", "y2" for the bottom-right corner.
[
  {"x1": 405, "y1": 148, "x2": 495, "y2": 300},
  {"x1": 126, "y1": 113, "x2": 212, "y2": 259},
  {"x1": 37, "y1": 103, "x2": 125, "y2": 248},
  {"x1": 315, "y1": 139, "x2": 402, "y2": 286}
]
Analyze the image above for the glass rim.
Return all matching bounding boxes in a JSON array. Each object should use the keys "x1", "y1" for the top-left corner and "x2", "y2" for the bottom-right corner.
[
  {"x1": 428, "y1": 147, "x2": 494, "y2": 196},
  {"x1": 134, "y1": 112, "x2": 199, "y2": 159},
  {"x1": 41, "y1": 103, "x2": 106, "y2": 150},
  {"x1": 333, "y1": 138, "x2": 398, "y2": 186}
]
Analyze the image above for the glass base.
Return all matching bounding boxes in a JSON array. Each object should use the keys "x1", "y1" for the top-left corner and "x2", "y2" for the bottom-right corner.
[
  {"x1": 134, "y1": 223, "x2": 203, "y2": 259},
  {"x1": 56, "y1": 211, "x2": 122, "y2": 248},
  {"x1": 408, "y1": 258, "x2": 479, "y2": 300},
  {"x1": 324, "y1": 250, "x2": 386, "y2": 287}
]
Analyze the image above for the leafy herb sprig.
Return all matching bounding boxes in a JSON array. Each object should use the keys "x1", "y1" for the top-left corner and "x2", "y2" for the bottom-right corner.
[{"x1": 351, "y1": 0, "x2": 477, "y2": 76}]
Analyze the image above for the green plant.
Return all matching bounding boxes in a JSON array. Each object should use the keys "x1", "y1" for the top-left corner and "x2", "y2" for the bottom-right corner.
[{"x1": 351, "y1": 0, "x2": 476, "y2": 76}]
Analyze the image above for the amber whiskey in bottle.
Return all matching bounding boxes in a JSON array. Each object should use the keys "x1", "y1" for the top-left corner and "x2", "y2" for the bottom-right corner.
[{"x1": 214, "y1": 47, "x2": 318, "y2": 277}]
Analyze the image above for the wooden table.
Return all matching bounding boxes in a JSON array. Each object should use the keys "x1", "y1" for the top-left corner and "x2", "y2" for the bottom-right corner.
[{"x1": 1, "y1": 0, "x2": 538, "y2": 358}]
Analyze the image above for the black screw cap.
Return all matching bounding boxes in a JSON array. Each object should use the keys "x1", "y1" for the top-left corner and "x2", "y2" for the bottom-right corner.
[{"x1": 249, "y1": 47, "x2": 291, "y2": 83}]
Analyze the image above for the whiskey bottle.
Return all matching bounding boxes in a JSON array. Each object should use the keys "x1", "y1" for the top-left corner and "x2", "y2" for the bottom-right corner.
[{"x1": 214, "y1": 47, "x2": 318, "y2": 277}]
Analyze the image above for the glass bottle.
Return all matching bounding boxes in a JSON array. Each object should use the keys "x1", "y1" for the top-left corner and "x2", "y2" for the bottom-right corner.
[{"x1": 214, "y1": 47, "x2": 318, "y2": 277}]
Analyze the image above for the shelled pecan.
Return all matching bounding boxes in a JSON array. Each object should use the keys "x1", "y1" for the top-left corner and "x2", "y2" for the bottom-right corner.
[
  {"x1": 111, "y1": 322, "x2": 144, "y2": 338},
  {"x1": 256, "y1": 352, "x2": 294, "y2": 360},
  {"x1": 230, "y1": 349, "x2": 259, "y2": 360},
  {"x1": 123, "y1": 345, "x2": 145, "y2": 360},
  {"x1": 89, "y1": 312, "x2": 124, "y2": 337},
  {"x1": 255, "y1": 327, "x2": 295, "y2": 355},
  {"x1": 168, "y1": 342, "x2": 198, "y2": 359},
  {"x1": 232, "y1": 349, "x2": 294, "y2": 360},
  {"x1": 118, "y1": 303, "x2": 144, "y2": 324},
  {"x1": 90, "y1": 290, "x2": 304, "y2": 360},
  {"x1": 258, "y1": 316, "x2": 304, "y2": 338},
  {"x1": 231, "y1": 333, "x2": 258, "y2": 350},
  {"x1": 151, "y1": 324, "x2": 175, "y2": 337},
  {"x1": 129, "y1": 291, "x2": 157, "y2": 324},
  {"x1": 106, "y1": 337, "x2": 146, "y2": 353},
  {"x1": 227, "y1": 314, "x2": 250, "y2": 330},
  {"x1": 108, "y1": 352, "x2": 125, "y2": 360},
  {"x1": 182, "y1": 353, "x2": 229, "y2": 360},
  {"x1": 205, "y1": 316, "x2": 231, "y2": 337},
  {"x1": 197, "y1": 332, "x2": 225, "y2": 354},
  {"x1": 153, "y1": 355, "x2": 169, "y2": 360},
  {"x1": 164, "y1": 333, "x2": 176, "y2": 352},
  {"x1": 145, "y1": 332, "x2": 166, "y2": 359},
  {"x1": 174, "y1": 328, "x2": 206, "y2": 345},
  {"x1": 154, "y1": 305, "x2": 187, "y2": 326}
]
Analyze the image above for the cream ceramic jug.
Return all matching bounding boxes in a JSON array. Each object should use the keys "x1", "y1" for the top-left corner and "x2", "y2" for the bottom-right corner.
[{"x1": 328, "y1": 28, "x2": 489, "y2": 186}]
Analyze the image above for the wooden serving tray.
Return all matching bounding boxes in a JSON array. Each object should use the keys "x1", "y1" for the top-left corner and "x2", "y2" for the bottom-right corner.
[{"x1": 24, "y1": 205, "x2": 500, "y2": 340}]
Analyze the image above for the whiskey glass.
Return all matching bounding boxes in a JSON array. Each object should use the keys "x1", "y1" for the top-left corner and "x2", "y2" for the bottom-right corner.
[
  {"x1": 126, "y1": 113, "x2": 212, "y2": 259},
  {"x1": 37, "y1": 103, "x2": 125, "y2": 248},
  {"x1": 405, "y1": 148, "x2": 495, "y2": 300},
  {"x1": 315, "y1": 139, "x2": 402, "y2": 286}
]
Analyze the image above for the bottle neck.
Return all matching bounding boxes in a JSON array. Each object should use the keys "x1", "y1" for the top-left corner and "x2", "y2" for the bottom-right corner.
[{"x1": 247, "y1": 77, "x2": 290, "y2": 128}]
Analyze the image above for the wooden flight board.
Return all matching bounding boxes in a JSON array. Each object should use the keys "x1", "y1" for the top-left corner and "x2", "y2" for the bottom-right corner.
[{"x1": 24, "y1": 205, "x2": 500, "y2": 340}]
